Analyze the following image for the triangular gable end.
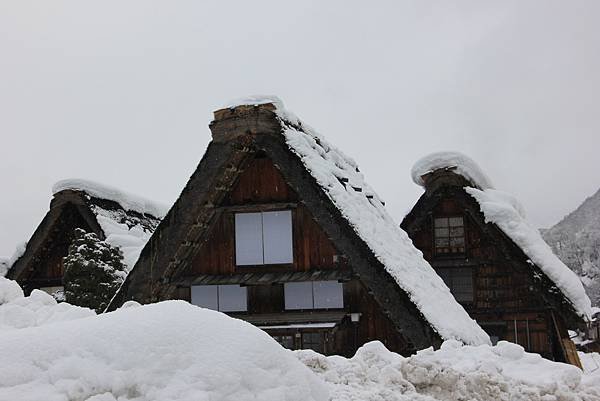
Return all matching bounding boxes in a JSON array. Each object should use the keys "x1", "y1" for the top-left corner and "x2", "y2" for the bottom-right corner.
[
  {"x1": 7, "y1": 190, "x2": 104, "y2": 293},
  {"x1": 109, "y1": 100, "x2": 489, "y2": 352}
]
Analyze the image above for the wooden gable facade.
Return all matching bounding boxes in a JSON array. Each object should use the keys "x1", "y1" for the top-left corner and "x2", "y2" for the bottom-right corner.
[
  {"x1": 107, "y1": 103, "x2": 476, "y2": 357},
  {"x1": 7, "y1": 190, "x2": 104, "y2": 296},
  {"x1": 401, "y1": 169, "x2": 585, "y2": 363},
  {"x1": 7, "y1": 186, "x2": 162, "y2": 301}
]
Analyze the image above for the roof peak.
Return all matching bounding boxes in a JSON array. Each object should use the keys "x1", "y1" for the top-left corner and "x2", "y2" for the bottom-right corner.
[
  {"x1": 411, "y1": 151, "x2": 494, "y2": 190},
  {"x1": 52, "y1": 179, "x2": 168, "y2": 219}
]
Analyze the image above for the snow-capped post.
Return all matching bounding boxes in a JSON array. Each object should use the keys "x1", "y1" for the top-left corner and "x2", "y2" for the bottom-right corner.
[{"x1": 63, "y1": 228, "x2": 127, "y2": 313}]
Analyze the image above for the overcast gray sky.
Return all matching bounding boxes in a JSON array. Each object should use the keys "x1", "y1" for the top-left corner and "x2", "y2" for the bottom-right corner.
[{"x1": 1, "y1": 1, "x2": 599, "y2": 257}]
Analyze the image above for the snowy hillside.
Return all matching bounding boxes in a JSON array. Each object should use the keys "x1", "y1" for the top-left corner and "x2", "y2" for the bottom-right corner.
[
  {"x1": 1, "y1": 277, "x2": 599, "y2": 401},
  {"x1": 542, "y1": 188, "x2": 600, "y2": 307}
]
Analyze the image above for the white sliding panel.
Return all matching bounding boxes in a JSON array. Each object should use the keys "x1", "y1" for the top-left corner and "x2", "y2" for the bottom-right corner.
[
  {"x1": 284, "y1": 282, "x2": 313, "y2": 310},
  {"x1": 262, "y1": 210, "x2": 293, "y2": 264},
  {"x1": 235, "y1": 212, "x2": 264, "y2": 265},
  {"x1": 191, "y1": 285, "x2": 218, "y2": 310},
  {"x1": 218, "y1": 285, "x2": 248, "y2": 312},
  {"x1": 313, "y1": 281, "x2": 344, "y2": 309}
]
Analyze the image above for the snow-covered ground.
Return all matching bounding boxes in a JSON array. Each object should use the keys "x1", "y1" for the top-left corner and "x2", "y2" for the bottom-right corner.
[
  {"x1": 298, "y1": 340, "x2": 600, "y2": 401},
  {"x1": 1, "y1": 277, "x2": 599, "y2": 401},
  {"x1": 0, "y1": 277, "x2": 327, "y2": 401}
]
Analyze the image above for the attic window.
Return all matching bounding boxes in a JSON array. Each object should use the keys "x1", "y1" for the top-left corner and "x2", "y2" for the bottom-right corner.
[
  {"x1": 235, "y1": 211, "x2": 293, "y2": 265},
  {"x1": 434, "y1": 216, "x2": 465, "y2": 254}
]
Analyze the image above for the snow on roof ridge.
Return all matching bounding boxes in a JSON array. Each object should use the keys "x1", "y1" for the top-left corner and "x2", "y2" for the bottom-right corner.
[
  {"x1": 466, "y1": 187, "x2": 593, "y2": 320},
  {"x1": 52, "y1": 178, "x2": 168, "y2": 219},
  {"x1": 268, "y1": 102, "x2": 489, "y2": 345},
  {"x1": 221, "y1": 95, "x2": 285, "y2": 110},
  {"x1": 411, "y1": 151, "x2": 495, "y2": 190}
]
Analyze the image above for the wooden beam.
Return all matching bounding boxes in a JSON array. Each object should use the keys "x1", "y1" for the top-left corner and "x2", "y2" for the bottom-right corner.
[{"x1": 218, "y1": 202, "x2": 298, "y2": 213}]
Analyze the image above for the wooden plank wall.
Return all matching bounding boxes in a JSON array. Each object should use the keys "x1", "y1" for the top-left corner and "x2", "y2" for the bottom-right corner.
[
  {"x1": 189, "y1": 156, "x2": 344, "y2": 275},
  {"x1": 22, "y1": 204, "x2": 93, "y2": 292},
  {"x1": 406, "y1": 196, "x2": 557, "y2": 357}
]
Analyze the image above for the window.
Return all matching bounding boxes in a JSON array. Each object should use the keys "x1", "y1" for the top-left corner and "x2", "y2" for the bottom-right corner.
[
  {"x1": 301, "y1": 332, "x2": 324, "y2": 353},
  {"x1": 434, "y1": 216, "x2": 465, "y2": 254},
  {"x1": 191, "y1": 285, "x2": 248, "y2": 312},
  {"x1": 272, "y1": 335, "x2": 295, "y2": 349},
  {"x1": 436, "y1": 267, "x2": 473, "y2": 303},
  {"x1": 284, "y1": 281, "x2": 344, "y2": 310},
  {"x1": 235, "y1": 211, "x2": 293, "y2": 265}
]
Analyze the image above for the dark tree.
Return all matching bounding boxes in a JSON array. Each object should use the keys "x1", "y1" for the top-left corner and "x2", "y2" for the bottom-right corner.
[{"x1": 63, "y1": 228, "x2": 126, "y2": 313}]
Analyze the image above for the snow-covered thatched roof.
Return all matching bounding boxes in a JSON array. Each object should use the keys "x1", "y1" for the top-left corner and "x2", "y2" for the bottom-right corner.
[
  {"x1": 263, "y1": 98, "x2": 490, "y2": 345},
  {"x1": 466, "y1": 187, "x2": 593, "y2": 320},
  {"x1": 7, "y1": 180, "x2": 165, "y2": 282},
  {"x1": 52, "y1": 179, "x2": 166, "y2": 270},
  {"x1": 410, "y1": 151, "x2": 592, "y2": 320}
]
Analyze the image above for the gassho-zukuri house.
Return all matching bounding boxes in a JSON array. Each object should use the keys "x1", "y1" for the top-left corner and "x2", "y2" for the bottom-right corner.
[
  {"x1": 401, "y1": 152, "x2": 592, "y2": 365},
  {"x1": 107, "y1": 97, "x2": 491, "y2": 356},
  {"x1": 5, "y1": 180, "x2": 166, "y2": 297}
]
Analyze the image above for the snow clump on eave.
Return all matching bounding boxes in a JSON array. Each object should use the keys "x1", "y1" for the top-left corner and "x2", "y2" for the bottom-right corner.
[{"x1": 411, "y1": 151, "x2": 495, "y2": 190}]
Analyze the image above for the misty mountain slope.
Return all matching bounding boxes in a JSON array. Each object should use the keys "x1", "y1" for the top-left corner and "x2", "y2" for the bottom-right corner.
[{"x1": 542, "y1": 188, "x2": 600, "y2": 307}]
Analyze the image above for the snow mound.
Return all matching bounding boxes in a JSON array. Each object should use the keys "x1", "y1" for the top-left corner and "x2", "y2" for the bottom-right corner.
[
  {"x1": 222, "y1": 94, "x2": 285, "y2": 110},
  {"x1": 0, "y1": 242, "x2": 27, "y2": 276},
  {"x1": 0, "y1": 276, "x2": 24, "y2": 305},
  {"x1": 0, "y1": 278, "x2": 94, "y2": 331},
  {"x1": 411, "y1": 151, "x2": 495, "y2": 190},
  {"x1": 0, "y1": 258, "x2": 8, "y2": 277},
  {"x1": 466, "y1": 187, "x2": 593, "y2": 320},
  {"x1": 579, "y1": 351, "x2": 600, "y2": 387},
  {"x1": 53, "y1": 178, "x2": 168, "y2": 219},
  {"x1": 297, "y1": 340, "x2": 600, "y2": 401},
  {"x1": 0, "y1": 300, "x2": 328, "y2": 401},
  {"x1": 241, "y1": 100, "x2": 490, "y2": 346}
]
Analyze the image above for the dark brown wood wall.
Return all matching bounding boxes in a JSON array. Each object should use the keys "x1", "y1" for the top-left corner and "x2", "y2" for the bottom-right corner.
[
  {"x1": 182, "y1": 155, "x2": 413, "y2": 356},
  {"x1": 189, "y1": 157, "x2": 343, "y2": 275},
  {"x1": 21, "y1": 204, "x2": 93, "y2": 292}
]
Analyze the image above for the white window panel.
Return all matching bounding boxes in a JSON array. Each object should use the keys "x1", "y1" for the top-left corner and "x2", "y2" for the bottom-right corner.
[
  {"x1": 191, "y1": 285, "x2": 218, "y2": 310},
  {"x1": 313, "y1": 281, "x2": 344, "y2": 309},
  {"x1": 262, "y1": 210, "x2": 293, "y2": 264},
  {"x1": 235, "y1": 213, "x2": 264, "y2": 265},
  {"x1": 218, "y1": 285, "x2": 248, "y2": 312},
  {"x1": 284, "y1": 282, "x2": 313, "y2": 310}
]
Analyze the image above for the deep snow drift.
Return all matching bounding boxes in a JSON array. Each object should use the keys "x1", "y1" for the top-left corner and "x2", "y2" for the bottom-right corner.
[
  {"x1": 298, "y1": 340, "x2": 600, "y2": 401},
  {"x1": 0, "y1": 277, "x2": 327, "y2": 401},
  {"x1": 2, "y1": 277, "x2": 599, "y2": 401}
]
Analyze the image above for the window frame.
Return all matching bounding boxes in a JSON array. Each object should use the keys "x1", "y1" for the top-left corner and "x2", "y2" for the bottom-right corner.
[
  {"x1": 284, "y1": 280, "x2": 345, "y2": 311},
  {"x1": 433, "y1": 215, "x2": 467, "y2": 256},
  {"x1": 190, "y1": 284, "x2": 249, "y2": 312},
  {"x1": 234, "y1": 209, "x2": 294, "y2": 267}
]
